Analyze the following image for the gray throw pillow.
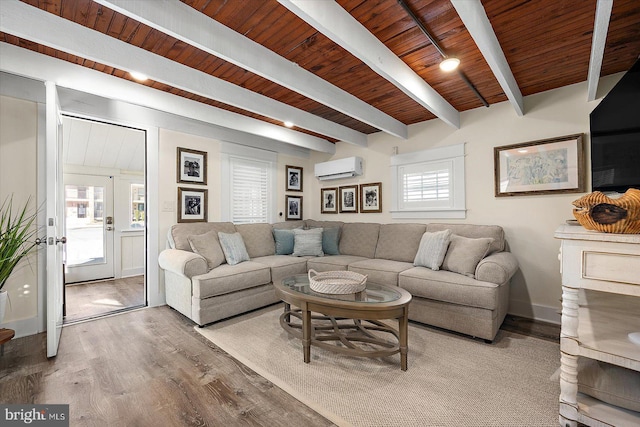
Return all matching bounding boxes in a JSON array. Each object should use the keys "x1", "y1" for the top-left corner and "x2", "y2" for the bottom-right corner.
[
  {"x1": 188, "y1": 230, "x2": 226, "y2": 270},
  {"x1": 217, "y1": 232, "x2": 250, "y2": 265},
  {"x1": 441, "y1": 234, "x2": 493, "y2": 278},
  {"x1": 292, "y1": 228, "x2": 324, "y2": 257},
  {"x1": 413, "y1": 229, "x2": 451, "y2": 270},
  {"x1": 578, "y1": 358, "x2": 640, "y2": 412}
]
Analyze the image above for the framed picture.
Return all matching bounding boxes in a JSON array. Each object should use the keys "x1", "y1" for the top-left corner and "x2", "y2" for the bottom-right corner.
[
  {"x1": 359, "y1": 182, "x2": 382, "y2": 213},
  {"x1": 177, "y1": 147, "x2": 207, "y2": 185},
  {"x1": 178, "y1": 187, "x2": 208, "y2": 223},
  {"x1": 339, "y1": 185, "x2": 358, "y2": 213},
  {"x1": 494, "y1": 134, "x2": 585, "y2": 197},
  {"x1": 286, "y1": 165, "x2": 303, "y2": 192},
  {"x1": 286, "y1": 195, "x2": 303, "y2": 220},
  {"x1": 320, "y1": 187, "x2": 338, "y2": 214}
]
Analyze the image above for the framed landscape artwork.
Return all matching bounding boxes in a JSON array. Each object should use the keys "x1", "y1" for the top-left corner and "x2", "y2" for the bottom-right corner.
[
  {"x1": 177, "y1": 147, "x2": 207, "y2": 185},
  {"x1": 359, "y1": 182, "x2": 382, "y2": 213},
  {"x1": 178, "y1": 187, "x2": 208, "y2": 223},
  {"x1": 494, "y1": 134, "x2": 584, "y2": 197},
  {"x1": 286, "y1": 195, "x2": 303, "y2": 220},
  {"x1": 320, "y1": 187, "x2": 338, "y2": 214},
  {"x1": 286, "y1": 165, "x2": 303, "y2": 192},
  {"x1": 339, "y1": 185, "x2": 358, "y2": 213}
]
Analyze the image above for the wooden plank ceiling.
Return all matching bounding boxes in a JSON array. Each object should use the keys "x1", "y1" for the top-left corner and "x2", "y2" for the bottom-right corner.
[{"x1": 2, "y1": 0, "x2": 639, "y2": 148}]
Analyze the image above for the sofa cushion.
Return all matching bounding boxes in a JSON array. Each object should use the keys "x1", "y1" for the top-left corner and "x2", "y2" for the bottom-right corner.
[
  {"x1": 307, "y1": 255, "x2": 368, "y2": 272},
  {"x1": 292, "y1": 228, "x2": 324, "y2": 256},
  {"x1": 441, "y1": 234, "x2": 493, "y2": 278},
  {"x1": 399, "y1": 267, "x2": 499, "y2": 310},
  {"x1": 188, "y1": 229, "x2": 226, "y2": 270},
  {"x1": 235, "y1": 223, "x2": 276, "y2": 258},
  {"x1": 218, "y1": 232, "x2": 250, "y2": 266},
  {"x1": 375, "y1": 223, "x2": 426, "y2": 263},
  {"x1": 426, "y1": 223, "x2": 504, "y2": 255},
  {"x1": 169, "y1": 222, "x2": 236, "y2": 251},
  {"x1": 273, "y1": 229, "x2": 295, "y2": 255},
  {"x1": 348, "y1": 259, "x2": 414, "y2": 287},
  {"x1": 252, "y1": 255, "x2": 308, "y2": 287},
  {"x1": 192, "y1": 261, "x2": 271, "y2": 299},
  {"x1": 339, "y1": 223, "x2": 380, "y2": 258},
  {"x1": 413, "y1": 229, "x2": 451, "y2": 270}
]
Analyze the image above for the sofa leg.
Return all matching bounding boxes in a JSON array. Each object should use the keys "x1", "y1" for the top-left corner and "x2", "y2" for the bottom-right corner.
[{"x1": 483, "y1": 339, "x2": 493, "y2": 344}]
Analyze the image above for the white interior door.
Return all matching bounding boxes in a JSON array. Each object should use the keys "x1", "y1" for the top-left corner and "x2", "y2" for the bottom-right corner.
[
  {"x1": 45, "y1": 81, "x2": 65, "y2": 358},
  {"x1": 63, "y1": 174, "x2": 114, "y2": 283}
]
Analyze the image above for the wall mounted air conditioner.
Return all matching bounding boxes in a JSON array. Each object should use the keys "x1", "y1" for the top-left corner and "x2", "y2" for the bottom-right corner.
[{"x1": 314, "y1": 156, "x2": 363, "y2": 181}]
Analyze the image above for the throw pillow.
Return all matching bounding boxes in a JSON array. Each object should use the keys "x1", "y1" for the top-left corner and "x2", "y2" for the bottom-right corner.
[
  {"x1": 273, "y1": 228, "x2": 295, "y2": 255},
  {"x1": 413, "y1": 229, "x2": 451, "y2": 270},
  {"x1": 321, "y1": 227, "x2": 341, "y2": 255},
  {"x1": 292, "y1": 228, "x2": 324, "y2": 257},
  {"x1": 441, "y1": 234, "x2": 493, "y2": 278},
  {"x1": 188, "y1": 230, "x2": 226, "y2": 270},
  {"x1": 217, "y1": 232, "x2": 250, "y2": 266},
  {"x1": 578, "y1": 358, "x2": 640, "y2": 412}
]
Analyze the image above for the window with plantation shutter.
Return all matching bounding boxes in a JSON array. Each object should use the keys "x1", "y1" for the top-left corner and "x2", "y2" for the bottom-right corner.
[
  {"x1": 390, "y1": 143, "x2": 466, "y2": 219},
  {"x1": 220, "y1": 143, "x2": 277, "y2": 224}
]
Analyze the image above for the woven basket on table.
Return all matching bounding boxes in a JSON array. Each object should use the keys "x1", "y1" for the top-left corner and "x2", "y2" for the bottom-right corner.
[{"x1": 308, "y1": 269, "x2": 367, "y2": 294}]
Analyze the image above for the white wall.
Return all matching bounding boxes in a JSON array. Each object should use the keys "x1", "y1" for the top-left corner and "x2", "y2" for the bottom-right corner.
[
  {"x1": 307, "y1": 76, "x2": 623, "y2": 323},
  {"x1": 0, "y1": 95, "x2": 39, "y2": 328}
]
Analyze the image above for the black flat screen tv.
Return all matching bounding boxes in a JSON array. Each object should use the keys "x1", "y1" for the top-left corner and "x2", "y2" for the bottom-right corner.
[{"x1": 591, "y1": 131, "x2": 640, "y2": 194}]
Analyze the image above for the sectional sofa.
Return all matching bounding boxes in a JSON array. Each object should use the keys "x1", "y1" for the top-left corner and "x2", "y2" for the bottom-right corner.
[{"x1": 158, "y1": 220, "x2": 519, "y2": 341}]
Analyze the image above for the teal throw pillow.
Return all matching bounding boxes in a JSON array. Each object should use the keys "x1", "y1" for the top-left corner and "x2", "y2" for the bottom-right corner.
[
  {"x1": 413, "y1": 229, "x2": 451, "y2": 271},
  {"x1": 273, "y1": 229, "x2": 295, "y2": 255},
  {"x1": 322, "y1": 227, "x2": 341, "y2": 255},
  {"x1": 217, "y1": 232, "x2": 250, "y2": 265}
]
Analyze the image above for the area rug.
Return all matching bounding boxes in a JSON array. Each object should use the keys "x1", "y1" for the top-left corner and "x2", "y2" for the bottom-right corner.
[{"x1": 196, "y1": 305, "x2": 560, "y2": 427}]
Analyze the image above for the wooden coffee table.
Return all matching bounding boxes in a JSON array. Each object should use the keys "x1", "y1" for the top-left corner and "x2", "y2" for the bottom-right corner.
[{"x1": 274, "y1": 274, "x2": 412, "y2": 370}]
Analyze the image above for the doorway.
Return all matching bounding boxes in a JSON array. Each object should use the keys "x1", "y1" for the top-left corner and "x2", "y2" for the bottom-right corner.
[{"x1": 61, "y1": 116, "x2": 147, "y2": 323}]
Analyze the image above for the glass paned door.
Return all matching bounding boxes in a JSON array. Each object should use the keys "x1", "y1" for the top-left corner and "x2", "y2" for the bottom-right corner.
[{"x1": 64, "y1": 174, "x2": 114, "y2": 283}]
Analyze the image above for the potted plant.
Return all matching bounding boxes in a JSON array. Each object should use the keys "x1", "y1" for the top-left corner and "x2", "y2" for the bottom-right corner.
[{"x1": 0, "y1": 196, "x2": 40, "y2": 322}]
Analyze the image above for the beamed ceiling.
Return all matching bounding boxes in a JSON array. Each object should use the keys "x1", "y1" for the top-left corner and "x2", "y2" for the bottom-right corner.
[{"x1": 1, "y1": 0, "x2": 639, "y2": 153}]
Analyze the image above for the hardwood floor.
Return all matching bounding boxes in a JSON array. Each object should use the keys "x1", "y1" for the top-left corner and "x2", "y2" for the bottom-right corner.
[
  {"x1": 0, "y1": 305, "x2": 334, "y2": 427},
  {"x1": 64, "y1": 276, "x2": 145, "y2": 323},
  {"x1": 0, "y1": 306, "x2": 559, "y2": 426}
]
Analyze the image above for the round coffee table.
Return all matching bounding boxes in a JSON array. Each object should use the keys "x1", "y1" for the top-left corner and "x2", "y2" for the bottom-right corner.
[{"x1": 274, "y1": 274, "x2": 412, "y2": 371}]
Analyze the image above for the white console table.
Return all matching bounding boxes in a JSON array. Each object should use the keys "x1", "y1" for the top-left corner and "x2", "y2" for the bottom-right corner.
[{"x1": 555, "y1": 225, "x2": 640, "y2": 427}]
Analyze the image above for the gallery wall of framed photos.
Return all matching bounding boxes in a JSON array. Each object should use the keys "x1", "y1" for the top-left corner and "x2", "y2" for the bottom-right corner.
[
  {"x1": 177, "y1": 147, "x2": 208, "y2": 223},
  {"x1": 319, "y1": 182, "x2": 382, "y2": 215}
]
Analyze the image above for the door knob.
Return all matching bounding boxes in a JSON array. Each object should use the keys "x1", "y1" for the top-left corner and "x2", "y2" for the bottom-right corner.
[
  {"x1": 56, "y1": 236, "x2": 67, "y2": 244},
  {"x1": 106, "y1": 226, "x2": 114, "y2": 231}
]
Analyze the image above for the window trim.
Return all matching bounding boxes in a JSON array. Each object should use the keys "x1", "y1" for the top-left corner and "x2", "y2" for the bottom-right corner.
[{"x1": 390, "y1": 143, "x2": 466, "y2": 219}]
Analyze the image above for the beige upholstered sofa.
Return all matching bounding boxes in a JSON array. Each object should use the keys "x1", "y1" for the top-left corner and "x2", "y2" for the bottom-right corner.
[{"x1": 158, "y1": 219, "x2": 519, "y2": 341}]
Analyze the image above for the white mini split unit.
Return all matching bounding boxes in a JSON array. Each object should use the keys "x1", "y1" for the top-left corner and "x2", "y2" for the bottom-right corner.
[{"x1": 314, "y1": 156, "x2": 364, "y2": 181}]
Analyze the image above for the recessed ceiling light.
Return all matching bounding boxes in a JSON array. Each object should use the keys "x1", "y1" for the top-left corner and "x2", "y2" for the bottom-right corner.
[
  {"x1": 439, "y1": 57, "x2": 460, "y2": 72},
  {"x1": 284, "y1": 121, "x2": 294, "y2": 128},
  {"x1": 130, "y1": 71, "x2": 148, "y2": 81}
]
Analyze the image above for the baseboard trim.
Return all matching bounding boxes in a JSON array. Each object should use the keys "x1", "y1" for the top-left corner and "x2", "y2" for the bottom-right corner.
[
  {"x1": 1, "y1": 315, "x2": 42, "y2": 339},
  {"x1": 508, "y1": 300, "x2": 561, "y2": 325}
]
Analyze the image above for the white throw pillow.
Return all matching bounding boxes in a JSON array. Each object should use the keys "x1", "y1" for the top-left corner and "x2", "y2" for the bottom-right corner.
[
  {"x1": 413, "y1": 229, "x2": 452, "y2": 270},
  {"x1": 292, "y1": 228, "x2": 324, "y2": 257},
  {"x1": 217, "y1": 232, "x2": 250, "y2": 265}
]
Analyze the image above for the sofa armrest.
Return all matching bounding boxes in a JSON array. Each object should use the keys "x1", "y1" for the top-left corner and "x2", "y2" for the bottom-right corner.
[
  {"x1": 475, "y1": 252, "x2": 519, "y2": 284},
  {"x1": 158, "y1": 249, "x2": 208, "y2": 279}
]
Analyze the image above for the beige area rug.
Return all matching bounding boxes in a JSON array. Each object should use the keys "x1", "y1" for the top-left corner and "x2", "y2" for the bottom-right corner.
[{"x1": 196, "y1": 305, "x2": 560, "y2": 427}]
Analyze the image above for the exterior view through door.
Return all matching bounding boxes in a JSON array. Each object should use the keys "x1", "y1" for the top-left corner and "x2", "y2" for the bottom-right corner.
[{"x1": 62, "y1": 116, "x2": 146, "y2": 323}]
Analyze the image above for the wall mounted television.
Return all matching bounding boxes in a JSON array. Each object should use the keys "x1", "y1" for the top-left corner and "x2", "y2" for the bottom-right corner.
[{"x1": 590, "y1": 131, "x2": 640, "y2": 194}]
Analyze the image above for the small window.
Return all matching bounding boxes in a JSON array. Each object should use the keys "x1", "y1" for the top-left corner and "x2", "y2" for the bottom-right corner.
[
  {"x1": 130, "y1": 183, "x2": 145, "y2": 228},
  {"x1": 390, "y1": 143, "x2": 466, "y2": 219}
]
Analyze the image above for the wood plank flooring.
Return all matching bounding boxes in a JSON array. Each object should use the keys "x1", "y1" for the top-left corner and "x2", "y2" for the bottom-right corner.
[
  {"x1": 64, "y1": 276, "x2": 145, "y2": 323},
  {"x1": 0, "y1": 305, "x2": 559, "y2": 426}
]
